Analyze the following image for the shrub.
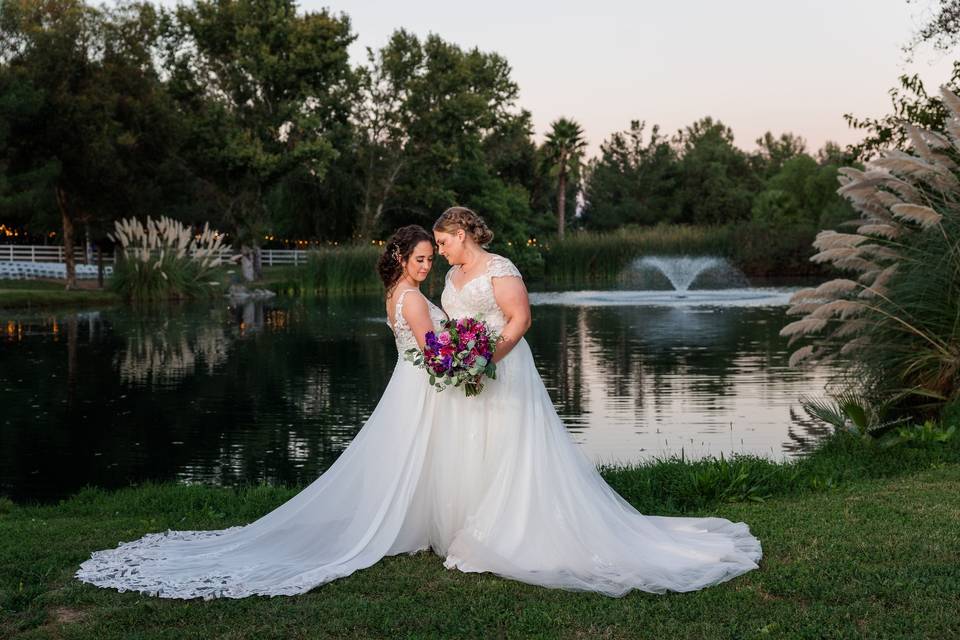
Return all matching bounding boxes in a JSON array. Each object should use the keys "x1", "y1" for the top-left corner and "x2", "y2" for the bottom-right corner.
[
  {"x1": 109, "y1": 216, "x2": 225, "y2": 301},
  {"x1": 782, "y1": 85, "x2": 960, "y2": 417}
]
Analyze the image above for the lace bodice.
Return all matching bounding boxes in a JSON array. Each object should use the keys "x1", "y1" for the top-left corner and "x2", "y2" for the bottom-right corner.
[
  {"x1": 388, "y1": 288, "x2": 447, "y2": 354},
  {"x1": 440, "y1": 254, "x2": 523, "y2": 333}
]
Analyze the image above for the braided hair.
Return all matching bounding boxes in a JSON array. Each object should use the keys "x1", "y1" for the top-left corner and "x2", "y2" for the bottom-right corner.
[{"x1": 432, "y1": 206, "x2": 494, "y2": 246}]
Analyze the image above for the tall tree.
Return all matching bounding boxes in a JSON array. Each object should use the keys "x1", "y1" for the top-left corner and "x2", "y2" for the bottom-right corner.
[
  {"x1": 674, "y1": 117, "x2": 758, "y2": 225},
  {"x1": 753, "y1": 131, "x2": 807, "y2": 178},
  {"x1": 0, "y1": 0, "x2": 185, "y2": 288},
  {"x1": 582, "y1": 120, "x2": 680, "y2": 230},
  {"x1": 362, "y1": 32, "x2": 534, "y2": 243},
  {"x1": 542, "y1": 117, "x2": 586, "y2": 238},
  {"x1": 164, "y1": 0, "x2": 355, "y2": 279},
  {"x1": 353, "y1": 29, "x2": 421, "y2": 238}
]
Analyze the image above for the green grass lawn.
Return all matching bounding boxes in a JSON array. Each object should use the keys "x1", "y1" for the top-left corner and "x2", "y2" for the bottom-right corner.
[
  {"x1": 2, "y1": 434, "x2": 959, "y2": 639},
  {"x1": 0, "y1": 279, "x2": 119, "y2": 309}
]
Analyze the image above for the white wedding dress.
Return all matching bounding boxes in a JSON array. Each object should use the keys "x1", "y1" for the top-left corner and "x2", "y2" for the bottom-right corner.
[
  {"x1": 76, "y1": 261, "x2": 761, "y2": 600},
  {"x1": 422, "y1": 254, "x2": 762, "y2": 595},
  {"x1": 76, "y1": 288, "x2": 448, "y2": 599}
]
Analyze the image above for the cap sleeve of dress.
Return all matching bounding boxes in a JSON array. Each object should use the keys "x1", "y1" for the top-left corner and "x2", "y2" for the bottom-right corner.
[{"x1": 488, "y1": 255, "x2": 522, "y2": 280}]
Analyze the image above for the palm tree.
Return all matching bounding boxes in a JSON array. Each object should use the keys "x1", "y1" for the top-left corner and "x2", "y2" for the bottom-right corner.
[{"x1": 543, "y1": 118, "x2": 587, "y2": 238}]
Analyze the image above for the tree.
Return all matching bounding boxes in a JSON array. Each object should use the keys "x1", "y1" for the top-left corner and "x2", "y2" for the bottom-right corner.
[
  {"x1": 844, "y1": 62, "x2": 960, "y2": 160},
  {"x1": 365, "y1": 32, "x2": 535, "y2": 243},
  {"x1": 353, "y1": 29, "x2": 421, "y2": 238},
  {"x1": 582, "y1": 120, "x2": 680, "y2": 230},
  {"x1": 0, "y1": 0, "x2": 187, "y2": 288},
  {"x1": 816, "y1": 141, "x2": 850, "y2": 167},
  {"x1": 753, "y1": 131, "x2": 807, "y2": 178},
  {"x1": 674, "y1": 117, "x2": 758, "y2": 225},
  {"x1": 904, "y1": 0, "x2": 960, "y2": 54},
  {"x1": 163, "y1": 0, "x2": 355, "y2": 279},
  {"x1": 751, "y1": 154, "x2": 854, "y2": 229},
  {"x1": 542, "y1": 118, "x2": 586, "y2": 238}
]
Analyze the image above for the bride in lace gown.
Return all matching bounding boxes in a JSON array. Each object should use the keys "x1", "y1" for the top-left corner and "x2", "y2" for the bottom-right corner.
[
  {"x1": 425, "y1": 207, "x2": 761, "y2": 595},
  {"x1": 76, "y1": 226, "x2": 449, "y2": 599},
  {"x1": 75, "y1": 214, "x2": 760, "y2": 601}
]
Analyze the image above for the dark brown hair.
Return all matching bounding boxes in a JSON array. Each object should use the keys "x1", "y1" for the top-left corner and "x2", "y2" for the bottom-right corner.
[
  {"x1": 376, "y1": 225, "x2": 434, "y2": 296},
  {"x1": 432, "y1": 206, "x2": 494, "y2": 246}
]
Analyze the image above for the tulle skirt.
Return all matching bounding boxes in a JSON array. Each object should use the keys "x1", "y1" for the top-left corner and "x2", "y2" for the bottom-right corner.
[
  {"x1": 76, "y1": 342, "x2": 761, "y2": 600},
  {"x1": 412, "y1": 339, "x2": 761, "y2": 596},
  {"x1": 76, "y1": 358, "x2": 442, "y2": 599}
]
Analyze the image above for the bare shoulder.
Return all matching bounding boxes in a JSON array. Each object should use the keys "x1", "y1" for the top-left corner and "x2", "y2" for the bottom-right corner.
[{"x1": 399, "y1": 288, "x2": 429, "y2": 320}]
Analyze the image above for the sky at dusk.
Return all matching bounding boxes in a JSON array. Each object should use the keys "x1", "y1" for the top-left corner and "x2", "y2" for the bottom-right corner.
[{"x1": 160, "y1": 0, "x2": 958, "y2": 156}]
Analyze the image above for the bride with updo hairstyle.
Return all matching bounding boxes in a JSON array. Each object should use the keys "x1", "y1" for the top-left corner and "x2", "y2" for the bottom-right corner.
[
  {"x1": 432, "y1": 206, "x2": 494, "y2": 247},
  {"x1": 77, "y1": 208, "x2": 761, "y2": 602},
  {"x1": 427, "y1": 204, "x2": 763, "y2": 597},
  {"x1": 376, "y1": 224, "x2": 435, "y2": 296},
  {"x1": 76, "y1": 223, "x2": 450, "y2": 600}
]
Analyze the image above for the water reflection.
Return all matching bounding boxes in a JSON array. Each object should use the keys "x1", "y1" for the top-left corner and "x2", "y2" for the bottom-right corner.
[
  {"x1": 116, "y1": 318, "x2": 229, "y2": 387},
  {"x1": 0, "y1": 296, "x2": 836, "y2": 503},
  {"x1": 525, "y1": 303, "x2": 834, "y2": 464}
]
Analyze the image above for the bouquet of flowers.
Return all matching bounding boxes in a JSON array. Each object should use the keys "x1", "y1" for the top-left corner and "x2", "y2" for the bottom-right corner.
[{"x1": 404, "y1": 317, "x2": 498, "y2": 397}]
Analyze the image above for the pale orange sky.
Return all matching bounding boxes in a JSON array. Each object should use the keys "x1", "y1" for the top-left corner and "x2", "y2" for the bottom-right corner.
[
  {"x1": 318, "y1": 0, "x2": 955, "y2": 156},
  {"x1": 156, "y1": 0, "x2": 958, "y2": 157}
]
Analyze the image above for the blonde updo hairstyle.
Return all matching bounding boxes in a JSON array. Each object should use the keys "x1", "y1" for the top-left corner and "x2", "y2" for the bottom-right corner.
[{"x1": 432, "y1": 206, "x2": 494, "y2": 247}]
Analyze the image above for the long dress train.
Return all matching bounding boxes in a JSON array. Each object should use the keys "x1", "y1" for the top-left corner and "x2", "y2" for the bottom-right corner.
[
  {"x1": 429, "y1": 255, "x2": 761, "y2": 596},
  {"x1": 75, "y1": 289, "x2": 448, "y2": 599}
]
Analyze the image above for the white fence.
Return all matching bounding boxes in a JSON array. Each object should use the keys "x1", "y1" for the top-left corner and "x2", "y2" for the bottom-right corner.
[
  {"x1": 0, "y1": 245, "x2": 312, "y2": 267},
  {"x1": 0, "y1": 245, "x2": 106, "y2": 264}
]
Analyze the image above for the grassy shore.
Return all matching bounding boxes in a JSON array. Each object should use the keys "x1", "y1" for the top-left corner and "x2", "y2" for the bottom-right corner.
[
  {"x1": 1, "y1": 224, "x2": 825, "y2": 305},
  {"x1": 265, "y1": 224, "x2": 827, "y2": 296},
  {"x1": 0, "y1": 280, "x2": 120, "y2": 309},
  {"x1": 2, "y1": 433, "x2": 959, "y2": 639}
]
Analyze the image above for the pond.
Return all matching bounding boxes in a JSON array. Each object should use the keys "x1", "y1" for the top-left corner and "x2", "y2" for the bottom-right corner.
[{"x1": 0, "y1": 285, "x2": 835, "y2": 504}]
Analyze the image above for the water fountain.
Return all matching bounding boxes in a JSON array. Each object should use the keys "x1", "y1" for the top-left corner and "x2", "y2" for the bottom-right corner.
[
  {"x1": 625, "y1": 256, "x2": 750, "y2": 293},
  {"x1": 529, "y1": 255, "x2": 794, "y2": 308}
]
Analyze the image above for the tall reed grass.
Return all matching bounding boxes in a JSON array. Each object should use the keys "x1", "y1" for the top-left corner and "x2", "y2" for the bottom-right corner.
[
  {"x1": 541, "y1": 223, "x2": 821, "y2": 285},
  {"x1": 271, "y1": 245, "x2": 447, "y2": 297},
  {"x1": 108, "y1": 216, "x2": 225, "y2": 302},
  {"x1": 783, "y1": 85, "x2": 960, "y2": 416}
]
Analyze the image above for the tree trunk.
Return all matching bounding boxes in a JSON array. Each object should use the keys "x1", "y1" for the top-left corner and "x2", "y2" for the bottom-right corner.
[
  {"x1": 56, "y1": 187, "x2": 77, "y2": 290},
  {"x1": 556, "y1": 169, "x2": 567, "y2": 239},
  {"x1": 84, "y1": 225, "x2": 92, "y2": 264},
  {"x1": 360, "y1": 152, "x2": 403, "y2": 238},
  {"x1": 96, "y1": 245, "x2": 104, "y2": 289},
  {"x1": 359, "y1": 153, "x2": 377, "y2": 238}
]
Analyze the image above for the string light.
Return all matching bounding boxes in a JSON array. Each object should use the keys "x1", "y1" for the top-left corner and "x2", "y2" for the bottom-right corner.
[
  {"x1": 1, "y1": 225, "x2": 401, "y2": 248},
  {"x1": 0, "y1": 224, "x2": 58, "y2": 240}
]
